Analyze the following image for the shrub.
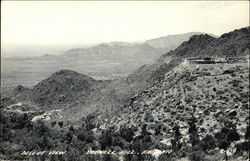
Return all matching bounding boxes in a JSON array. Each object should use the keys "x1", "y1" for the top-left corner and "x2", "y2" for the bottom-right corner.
[
  {"x1": 111, "y1": 135, "x2": 124, "y2": 148},
  {"x1": 235, "y1": 141, "x2": 250, "y2": 153},
  {"x1": 188, "y1": 150, "x2": 206, "y2": 161},
  {"x1": 77, "y1": 131, "x2": 86, "y2": 142},
  {"x1": 77, "y1": 129, "x2": 93, "y2": 143},
  {"x1": 245, "y1": 125, "x2": 250, "y2": 140},
  {"x1": 200, "y1": 135, "x2": 216, "y2": 151},
  {"x1": 58, "y1": 121, "x2": 63, "y2": 128},
  {"x1": 85, "y1": 114, "x2": 96, "y2": 130},
  {"x1": 120, "y1": 126, "x2": 134, "y2": 142},
  {"x1": 215, "y1": 131, "x2": 230, "y2": 150},
  {"x1": 51, "y1": 121, "x2": 56, "y2": 127},
  {"x1": 188, "y1": 116, "x2": 199, "y2": 147},
  {"x1": 99, "y1": 129, "x2": 113, "y2": 150},
  {"x1": 144, "y1": 112, "x2": 154, "y2": 122},
  {"x1": 227, "y1": 127, "x2": 240, "y2": 142},
  {"x1": 65, "y1": 131, "x2": 73, "y2": 144}
]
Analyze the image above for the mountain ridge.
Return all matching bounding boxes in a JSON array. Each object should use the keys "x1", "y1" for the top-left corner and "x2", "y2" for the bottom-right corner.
[{"x1": 145, "y1": 32, "x2": 216, "y2": 53}]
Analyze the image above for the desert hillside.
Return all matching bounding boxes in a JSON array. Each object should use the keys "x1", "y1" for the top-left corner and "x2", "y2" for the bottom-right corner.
[
  {"x1": 89, "y1": 60, "x2": 249, "y2": 160},
  {"x1": 0, "y1": 27, "x2": 249, "y2": 161},
  {"x1": 1, "y1": 58, "x2": 249, "y2": 161},
  {"x1": 61, "y1": 27, "x2": 249, "y2": 122}
]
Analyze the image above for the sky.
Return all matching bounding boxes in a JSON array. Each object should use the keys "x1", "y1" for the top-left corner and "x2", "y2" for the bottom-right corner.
[{"x1": 1, "y1": 1, "x2": 249, "y2": 57}]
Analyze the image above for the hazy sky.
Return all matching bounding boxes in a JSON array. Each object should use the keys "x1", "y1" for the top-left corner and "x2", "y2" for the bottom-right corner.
[{"x1": 1, "y1": 1, "x2": 249, "y2": 57}]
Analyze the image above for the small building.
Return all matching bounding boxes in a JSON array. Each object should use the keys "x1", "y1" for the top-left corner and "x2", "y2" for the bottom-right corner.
[
  {"x1": 185, "y1": 57, "x2": 228, "y2": 64},
  {"x1": 185, "y1": 57, "x2": 215, "y2": 64}
]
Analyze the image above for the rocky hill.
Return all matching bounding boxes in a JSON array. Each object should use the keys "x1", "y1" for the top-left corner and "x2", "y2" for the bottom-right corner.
[
  {"x1": 31, "y1": 70, "x2": 97, "y2": 106},
  {"x1": 12, "y1": 70, "x2": 110, "y2": 107},
  {"x1": 169, "y1": 27, "x2": 250, "y2": 58}
]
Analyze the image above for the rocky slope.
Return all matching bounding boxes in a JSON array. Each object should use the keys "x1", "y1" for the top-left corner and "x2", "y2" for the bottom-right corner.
[
  {"x1": 90, "y1": 60, "x2": 249, "y2": 161},
  {"x1": 111, "y1": 61, "x2": 249, "y2": 141}
]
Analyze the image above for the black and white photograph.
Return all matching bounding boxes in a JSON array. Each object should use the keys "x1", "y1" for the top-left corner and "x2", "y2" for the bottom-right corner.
[{"x1": 0, "y1": 1, "x2": 249, "y2": 161}]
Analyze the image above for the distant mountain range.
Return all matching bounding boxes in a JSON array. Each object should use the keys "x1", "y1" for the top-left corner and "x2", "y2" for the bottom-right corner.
[{"x1": 61, "y1": 32, "x2": 210, "y2": 58}]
